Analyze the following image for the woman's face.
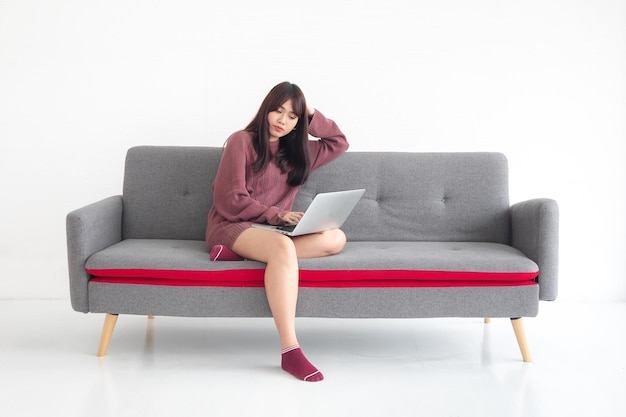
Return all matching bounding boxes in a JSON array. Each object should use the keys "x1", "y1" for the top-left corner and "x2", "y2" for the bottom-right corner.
[{"x1": 267, "y1": 99, "x2": 299, "y2": 142}]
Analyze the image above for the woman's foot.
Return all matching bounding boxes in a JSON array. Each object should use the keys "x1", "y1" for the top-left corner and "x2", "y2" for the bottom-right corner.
[
  {"x1": 209, "y1": 245, "x2": 244, "y2": 261},
  {"x1": 281, "y1": 345, "x2": 324, "y2": 382}
]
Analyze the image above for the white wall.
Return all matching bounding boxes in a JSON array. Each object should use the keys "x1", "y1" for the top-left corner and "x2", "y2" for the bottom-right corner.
[{"x1": 1, "y1": 0, "x2": 624, "y2": 302}]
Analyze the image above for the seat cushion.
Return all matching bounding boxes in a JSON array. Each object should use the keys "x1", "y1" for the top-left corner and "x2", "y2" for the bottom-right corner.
[{"x1": 86, "y1": 240, "x2": 539, "y2": 288}]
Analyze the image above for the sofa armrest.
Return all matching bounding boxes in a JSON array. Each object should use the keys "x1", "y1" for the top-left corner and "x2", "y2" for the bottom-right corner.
[
  {"x1": 66, "y1": 196, "x2": 123, "y2": 313},
  {"x1": 510, "y1": 198, "x2": 559, "y2": 301}
]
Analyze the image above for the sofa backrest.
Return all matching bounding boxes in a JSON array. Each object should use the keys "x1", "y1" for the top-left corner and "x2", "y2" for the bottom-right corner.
[
  {"x1": 295, "y1": 151, "x2": 511, "y2": 244},
  {"x1": 123, "y1": 146, "x2": 220, "y2": 240},
  {"x1": 122, "y1": 146, "x2": 510, "y2": 244}
]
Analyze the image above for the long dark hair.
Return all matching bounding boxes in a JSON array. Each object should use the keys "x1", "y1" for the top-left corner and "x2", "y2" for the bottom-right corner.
[{"x1": 245, "y1": 82, "x2": 310, "y2": 186}]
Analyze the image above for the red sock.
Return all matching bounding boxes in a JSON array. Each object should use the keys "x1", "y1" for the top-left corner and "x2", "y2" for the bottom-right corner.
[
  {"x1": 281, "y1": 345, "x2": 324, "y2": 382},
  {"x1": 209, "y1": 245, "x2": 244, "y2": 261}
]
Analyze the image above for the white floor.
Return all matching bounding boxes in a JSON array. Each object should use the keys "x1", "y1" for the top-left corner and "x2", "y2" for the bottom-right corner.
[{"x1": 1, "y1": 300, "x2": 625, "y2": 417}]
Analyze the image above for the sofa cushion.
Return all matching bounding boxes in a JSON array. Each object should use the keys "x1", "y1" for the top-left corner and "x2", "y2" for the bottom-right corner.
[{"x1": 86, "y1": 239, "x2": 538, "y2": 288}]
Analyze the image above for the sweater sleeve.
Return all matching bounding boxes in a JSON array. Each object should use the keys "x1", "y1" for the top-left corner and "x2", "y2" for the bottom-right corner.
[
  {"x1": 307, "y1": 110, "x2": 350, "y2": 170},
  {"x1": 212, "y1": 132, "x2": 285, "y2": 224}
]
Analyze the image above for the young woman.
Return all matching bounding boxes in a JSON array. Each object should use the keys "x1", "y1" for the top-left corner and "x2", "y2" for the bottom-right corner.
[{"x1": 205, "y1": 82, "x2": 349, "y2": 381}]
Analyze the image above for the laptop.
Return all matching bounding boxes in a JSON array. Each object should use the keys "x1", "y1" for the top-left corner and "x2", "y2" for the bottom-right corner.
[{"x1": 251, "y1": 189, "x2": 365, "y2": 236}]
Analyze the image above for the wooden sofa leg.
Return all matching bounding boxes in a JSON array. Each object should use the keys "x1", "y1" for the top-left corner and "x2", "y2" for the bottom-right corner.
[
  {"x1": 510, "y1": 317, "x2": 532, "y2": 362},
  {"x1": 484, "y1": 318, "x2": 491, "y2": 324},
  {"x1": 97, "y1": 314, "x2": 119, "y2": 357}
]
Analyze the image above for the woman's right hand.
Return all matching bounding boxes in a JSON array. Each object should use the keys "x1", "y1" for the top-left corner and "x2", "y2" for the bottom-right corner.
[{"x1": 280, "y1": 211, "x2": 304, "y2": 224}]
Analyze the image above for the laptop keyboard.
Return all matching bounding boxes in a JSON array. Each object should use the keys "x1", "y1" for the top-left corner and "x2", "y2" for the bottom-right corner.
[{"x1": 276, "y1": 224, "x2": 297, "y2": 232}]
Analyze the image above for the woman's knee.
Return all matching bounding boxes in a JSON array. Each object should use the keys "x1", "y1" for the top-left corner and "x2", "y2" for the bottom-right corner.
[
  {"x1": 233, "y1": 228, "x2": 296, "y2": 262},
  {"x1": 324, "y1": 228, "x2": 347, "y2": 255},
  {"x1": 272, "y1": 234, "x2": 298, "y2": 259}
]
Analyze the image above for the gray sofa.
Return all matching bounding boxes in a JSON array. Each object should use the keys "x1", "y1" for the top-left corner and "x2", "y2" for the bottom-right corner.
[{"x1": 66, "y1": 146, "x2": 559, "y2": 361}]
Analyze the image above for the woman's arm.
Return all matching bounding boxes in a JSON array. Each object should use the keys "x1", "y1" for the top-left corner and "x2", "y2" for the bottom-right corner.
[
  {"x1": 307, "y1": 109, "x2": 349, "y2": 170},
  {"x1": 212, "y1": 132, "x2": 285, "y2": 224}
]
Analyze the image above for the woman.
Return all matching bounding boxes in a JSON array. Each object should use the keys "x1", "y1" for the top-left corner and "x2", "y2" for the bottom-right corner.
[{"x1": 206, "y1": 82, "x2": 349, "y2": 381}]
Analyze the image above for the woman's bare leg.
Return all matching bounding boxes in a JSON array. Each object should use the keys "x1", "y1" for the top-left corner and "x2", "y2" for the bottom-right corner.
[
  {"x1": 232, "y1": 228, "x2": 346, "y2": 347},
  {"x1": 233, "y1": 228, "x2": 300, "y2": 349},
  {"x1": 231, "y1": 227, "x2": 345, "y2": 381}
]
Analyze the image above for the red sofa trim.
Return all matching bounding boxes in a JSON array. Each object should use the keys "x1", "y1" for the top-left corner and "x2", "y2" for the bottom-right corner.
[{"x1": 87, "y1": 268, "x2": 538, "y2": 288}]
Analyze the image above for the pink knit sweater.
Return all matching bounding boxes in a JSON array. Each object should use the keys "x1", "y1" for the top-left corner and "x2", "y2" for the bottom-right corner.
[{"x1": 205, "y1": 110, "x2": 349, "y2": 249}]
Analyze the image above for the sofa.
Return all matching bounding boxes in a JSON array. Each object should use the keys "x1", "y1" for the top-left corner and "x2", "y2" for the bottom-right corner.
[{"x1": 66, "y1": 146, "x2": 559, "y2": 361}]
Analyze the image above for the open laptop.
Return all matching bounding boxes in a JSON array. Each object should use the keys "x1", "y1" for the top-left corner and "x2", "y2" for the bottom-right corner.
[{"x1": 251, "y1": 189, "x2": 365, "y2": 237}]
